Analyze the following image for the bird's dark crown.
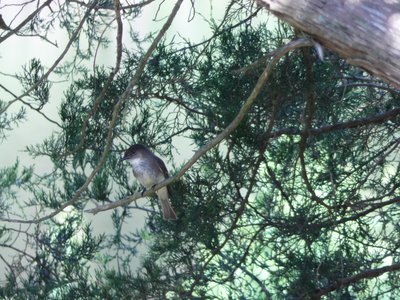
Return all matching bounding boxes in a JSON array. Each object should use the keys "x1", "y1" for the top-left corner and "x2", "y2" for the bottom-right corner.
[{"x1": 122, "y1": 144, "x2": 148, "y2": 160}]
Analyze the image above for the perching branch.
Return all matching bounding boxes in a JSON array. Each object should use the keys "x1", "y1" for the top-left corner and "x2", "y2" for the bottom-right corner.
[{"x1": 85, "y1": 38, "x2": 314, "y2": 214}]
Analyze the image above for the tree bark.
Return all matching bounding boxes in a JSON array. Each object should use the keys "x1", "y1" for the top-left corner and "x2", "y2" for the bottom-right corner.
[{"x1": 256, "y1": 0, "x2": 400, "y2": 89}]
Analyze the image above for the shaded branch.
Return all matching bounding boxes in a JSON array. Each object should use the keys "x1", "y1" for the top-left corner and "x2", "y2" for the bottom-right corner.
[
  {"x1": 311, "y1": 262, "x2": 400, "y2": 299},
  {"x1": 66, "y1": 0, "x2": 156, "y2": 10},
  {"x1": 315, "y1": 195, "x2": 400, "y2": 229},
  {"x1": 268, "y1": 108, "x2": 400, "y2": 139}
]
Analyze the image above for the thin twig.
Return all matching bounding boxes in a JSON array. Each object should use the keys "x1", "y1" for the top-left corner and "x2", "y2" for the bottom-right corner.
[
  {"x1": 0, "y1": 83, "x2": 61, "y2": 127},
  {"x1": 0, "y1": 0, "x2": 53, "y2": 43},
  {"x1": 0, "y1": 0, "x2": 99, "y2": 116}
]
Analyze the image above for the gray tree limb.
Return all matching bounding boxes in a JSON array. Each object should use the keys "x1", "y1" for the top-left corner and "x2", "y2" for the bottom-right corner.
[{"x1": 256, "y1": 0, "x2": 400, "y2": 88}]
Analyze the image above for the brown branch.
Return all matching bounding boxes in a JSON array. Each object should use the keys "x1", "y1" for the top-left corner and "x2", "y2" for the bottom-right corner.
[
  {"x1": 151, "y1": 93, "x2": 207, "y2": 116},
  {"x1": 268, "y1": 108, "x2": 400, "y2": 139},
  {"x1": 0, "y1": 0, "x2": 53, "y2": 43},
  {"x1": 85, "y1": 38, "x2": 314, "y2": 216},
  {"x1": 66, "y1": 0, "x2": 156, "y2": 10},
  {"x1": 298, "y1": 47, "x2": 332, "y2": 209},
  {"x1": 311, "y1": 262, "x2": 400, "y2": 299},
  {"x1": 339, "y1": 83, "x2": 400, "y2": 95},
  {"x1": 65, "y1": 0, "x2": 124, "y2": 156},
  {"x1": 310, "y1": 108, "x2": 400, "y2": 135},
  {"x1": 234, "y1": 46, "x2": 284, "y2": 75},
  {"x1": 315, "y1": 195, "x2": 400, "y2": 229}
]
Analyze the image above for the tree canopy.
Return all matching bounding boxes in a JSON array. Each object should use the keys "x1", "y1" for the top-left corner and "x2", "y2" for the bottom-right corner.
[{"x1": 1, "y1": 1, "x2": 400, "y2": 299}]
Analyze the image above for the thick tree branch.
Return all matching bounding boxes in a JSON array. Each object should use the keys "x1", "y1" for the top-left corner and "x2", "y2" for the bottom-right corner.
[{"x1": 256, "y1": 0, "x2": 400, "y2": 89}]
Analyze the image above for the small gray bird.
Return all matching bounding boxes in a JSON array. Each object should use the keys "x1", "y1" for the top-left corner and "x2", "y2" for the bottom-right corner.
[{"x1": 122, "y1": 144, "x2": 177, "y2": 220}]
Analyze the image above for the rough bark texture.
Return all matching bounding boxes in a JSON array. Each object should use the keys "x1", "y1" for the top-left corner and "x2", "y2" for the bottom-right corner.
[{"x1": 256, "y1": 0, "x2": 400, "y2": 89}]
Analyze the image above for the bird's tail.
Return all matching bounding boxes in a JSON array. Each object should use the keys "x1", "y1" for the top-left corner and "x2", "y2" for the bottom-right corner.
[
  {"x1": 160, "y1": 198, "x2": 178, "y2": 220},
  {"x1": 157, "y1": 187, "x2": 177, "y2": 220}
]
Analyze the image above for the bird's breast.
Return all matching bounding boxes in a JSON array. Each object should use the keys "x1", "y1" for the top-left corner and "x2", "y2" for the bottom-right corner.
[{"x1": 128, "y1": 157, "x2": 164, "y2": 188}]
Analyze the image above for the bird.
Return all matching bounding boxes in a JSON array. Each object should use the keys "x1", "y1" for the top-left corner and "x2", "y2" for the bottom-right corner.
[{"x1": 122, "y1": 144, "x2": 177, "y2": 220}]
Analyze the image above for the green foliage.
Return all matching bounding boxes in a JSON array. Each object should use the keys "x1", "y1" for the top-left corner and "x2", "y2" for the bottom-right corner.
[
  {"x1": 0, "y1": 215, "x2": 102, "y2": 300},
  {"x1": 0, "y1": 160, "x2": 32, "y2": 214},
  {"x1": 0, "y1": 103, "x2": 26, "y2": 141},
  {"x1": 18, "y1": 59, "x2": 51, "y2": 109}
]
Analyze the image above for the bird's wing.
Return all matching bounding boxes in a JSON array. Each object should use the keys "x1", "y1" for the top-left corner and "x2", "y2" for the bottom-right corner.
[{"x1": 155, "y1": 155, "x2": 169, "y2": 178}]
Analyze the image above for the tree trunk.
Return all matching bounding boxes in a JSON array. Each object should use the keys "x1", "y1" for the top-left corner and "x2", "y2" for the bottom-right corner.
[{"x1": 256, "y1": 0, "x2": 400, "y2": 89}]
